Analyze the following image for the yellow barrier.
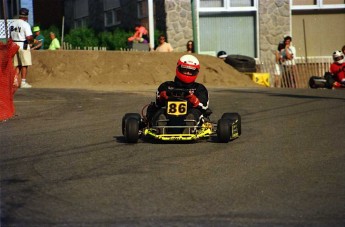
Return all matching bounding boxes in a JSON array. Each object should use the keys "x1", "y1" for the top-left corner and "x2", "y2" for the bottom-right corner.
[{"x1": 251, "y1": 73, "x2": 270, "y2": 87}]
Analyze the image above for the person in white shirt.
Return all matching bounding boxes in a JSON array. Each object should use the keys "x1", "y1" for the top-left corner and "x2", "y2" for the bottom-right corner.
[
  {"x1": 9, "y1": 8, "x2": 33, "y2": 88},
  {"x1": 154, "y1": 35, "x2": 173, "y2": 52},
  {"x1": 281, "y1": 36, "x2": 297, "y2": 88}
]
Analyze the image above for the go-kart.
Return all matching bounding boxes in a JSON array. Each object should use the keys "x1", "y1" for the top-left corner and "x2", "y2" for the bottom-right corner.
[
  {"x1": 121, "y1": 88, "x2": 241, "y2": 143},
  {"x1": 309, "y1": 72, "x2": 345, "y2": 89}
]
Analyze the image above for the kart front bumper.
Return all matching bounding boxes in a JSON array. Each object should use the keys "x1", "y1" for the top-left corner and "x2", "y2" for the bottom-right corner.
[{"x1": 143, "y1": 127, "x2": 213, "y2": 141}]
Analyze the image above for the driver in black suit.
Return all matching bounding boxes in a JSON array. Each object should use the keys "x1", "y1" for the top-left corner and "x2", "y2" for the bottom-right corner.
[{"x1": 148, "y1": 55, "x2": 210, "y2": 130}]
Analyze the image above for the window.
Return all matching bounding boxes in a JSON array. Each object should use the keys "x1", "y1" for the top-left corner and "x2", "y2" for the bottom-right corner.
[
  {"x1": 293, "y1": 0, "x2": 316, "y2": 5},
  {"x1": 74, "y1": 17, "x2": 87, "y2": 29},
  {"x1": 105, "y1": 10, "x2": 113, "y2": 26},
  {"x1": 199, "y1": 12, "x2": 257, "y2": 57},
  {"x1": 138, "y1": 0, "x2": 148, "y2": 18},
  {"x1": 104, "y1": 0, "x2": 120, "y2": 9},
  {"x1": 198, "y1": 0, "x2": 258, "y2": 57},
  {"x1": 200, "y1": 0, "x2": 255, "y2": 9},
  {"x1": 74, "y1": 0, "x2": 88, "y2": 18},
  {"x1": 104, "y1": 8, "x2": 121, "y2": 27},
  {"x1": 323, "y1": 0, "x2": 344, "y2": 4},
  {"x1": 104, "y1": 0, "x2": 121, "y2": 27},
  {"x1": 200, "y1": 0, "x2": 224, "y2": 7},
  {"x1": 292, "y1": 0, "x2": 345, "y2": 9},
  {"x1": 229, "y1": 0, "x2": 254, "y2": 7}
]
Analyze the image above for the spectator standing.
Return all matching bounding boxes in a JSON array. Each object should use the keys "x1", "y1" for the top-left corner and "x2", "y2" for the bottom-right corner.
[
  {"x1": 0, "y1": 40, "x2": 20, "y2": 121},
  {"x1": 186, "y1": 40, "x2": 195, "y2": 53},
  {"x1": 274, "y1": 42, "x2": 285, "y2": 87},
  {"x1": 9, "y1": 8, "x2": 33, "y2": 88},
  {"x1": 155, "y1": 35, "x2": 173, "y2": 52},
  {"x1": 31, "y1": 26, "x2": 44, "y2": 50},
  {"x1": 281, "y1": 36, "x2": 297, "y2": 88},
  {"x1": 48, "y1": 32, "x2": 60, "y2": 50}
]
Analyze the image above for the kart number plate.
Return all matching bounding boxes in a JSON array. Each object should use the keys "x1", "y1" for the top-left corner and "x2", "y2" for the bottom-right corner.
[{"x1": 167, "y1": 101, "x2": 187, "y2": 116}]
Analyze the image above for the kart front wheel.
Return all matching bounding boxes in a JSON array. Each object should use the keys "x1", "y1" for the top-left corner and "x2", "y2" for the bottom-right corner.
[
  {"x1": 124, "y1": 117, "x2": 140, "y2": 143},
  {"x1": 221, "y1": 112, "x2": 241, "y2": 135},
  {"x1": 217, "y1": 119, "x2": 231, "y2": 143},
  {"x1": 122, "y1": 113, "x2": 141, "y2": 135}
]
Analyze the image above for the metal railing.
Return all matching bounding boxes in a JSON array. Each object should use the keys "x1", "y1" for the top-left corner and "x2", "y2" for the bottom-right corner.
[{"x1": 62, "y1": 42, "x2": 107, "y2": 51}]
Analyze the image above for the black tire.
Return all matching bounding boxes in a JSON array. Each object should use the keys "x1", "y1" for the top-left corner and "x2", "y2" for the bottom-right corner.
[
  {"x1": 308, "y1": 76, "x2": 326, "y2": 89},
  {"x1": 225, "y1": 55, "x2": 256, "y2": 73},
  {"x1": 324, "y1": 72, "x2": 336, "y2": 89},
  {"x1": 221, "y1": 113, "x2": 241, "y2": 135},
  {"x1": 233, "y1": 66, "x2": 257, "y2": 73},
  {"x1": 217, "y1": 118, "x2": 231, "y2": 143},
  {"x1": 124, "y1": 117, "x2": 139, "y2": 143},
  {"x1": 122, "y1": 113, "x2": 141, "y2": 135}
]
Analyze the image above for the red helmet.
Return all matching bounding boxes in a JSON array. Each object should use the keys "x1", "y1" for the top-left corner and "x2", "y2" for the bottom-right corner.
[{"x1": 176, "y1": 55, "x2": 200, "y2": 84}]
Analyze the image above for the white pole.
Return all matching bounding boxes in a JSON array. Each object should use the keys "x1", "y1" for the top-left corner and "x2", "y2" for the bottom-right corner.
[
  {"x1": 148, "y1": 0, "x2": 154, "y2": 50},
  {"x1": 61, "y1": 16, "x2": 65, "y2": 48},
  {"x1": 2, "y1": 0, "x2": 8, "y2": 40}
]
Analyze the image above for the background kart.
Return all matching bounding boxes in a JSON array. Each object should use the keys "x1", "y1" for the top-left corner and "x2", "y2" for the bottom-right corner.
[
  {"x1": 122, "y1": 88, "x2": 241, "y2": 143},
  {"x1": 309, "y1": 72, "x2": 345, "y2": 89}
]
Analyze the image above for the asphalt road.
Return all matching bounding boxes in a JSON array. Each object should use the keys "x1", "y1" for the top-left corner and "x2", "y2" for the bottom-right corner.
[{"x1": 1, "y1": 88, "x2": 345, "y2": 226}]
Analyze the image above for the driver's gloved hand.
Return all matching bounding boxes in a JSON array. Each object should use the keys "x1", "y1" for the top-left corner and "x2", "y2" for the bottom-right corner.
[
  {"x1": 333, "y1": 81, "x2": 342, "y2": 88},
  {"x1": 159, "y1": 91, "x2": 169, "y2": 100},
  {"x1": 341, "y1": 79, "x2": 345, "y2": 85},
  {"x1": 186, "y1": 92, "x2": 200, "y2": 107}
]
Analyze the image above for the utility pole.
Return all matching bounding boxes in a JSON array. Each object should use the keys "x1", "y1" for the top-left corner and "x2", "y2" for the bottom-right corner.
[
  {"x1": 148, "y1": 0, "x2": 154, "y2": 49},
  {"x1": 2, "y1": 0, "x2": 8, "y2": 41}
]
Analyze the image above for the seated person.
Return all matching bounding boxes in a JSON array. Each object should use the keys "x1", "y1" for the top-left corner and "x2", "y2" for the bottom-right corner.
[
  {"x1": 128, "y1": 23, "x2": 148, "y2": 43},
  {"x1": 329, "y1": 50, "x2": 345, "y2": 88},
  {"x1": 148, "y1": 55, "x2": 209, "y2": 130}
]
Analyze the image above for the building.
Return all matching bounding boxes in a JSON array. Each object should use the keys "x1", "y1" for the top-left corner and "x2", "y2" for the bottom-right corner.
[
  {"x1": 0, "y1": 0, "x2": 20, "y2": 40},
  {"x1": 63, "y1": 0, "x2": 166, "y2": 33},
  {"x1": 33, "y1": 0, "x2": 64, "y2": 30},
  {"x1": 0, "y1": 0, "x2": 21, "y2": 20},
  {"x1": 62, "y1": 0, "x2": 345, "y2": 59},
  {"x1": 173, "y1": 0, "x2": 345, "y2": 59}
]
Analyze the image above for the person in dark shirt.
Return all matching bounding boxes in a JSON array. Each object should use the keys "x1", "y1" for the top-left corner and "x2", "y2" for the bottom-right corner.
[{"x1": 148, "y1": 54, "x2": 209, "y2": 130}]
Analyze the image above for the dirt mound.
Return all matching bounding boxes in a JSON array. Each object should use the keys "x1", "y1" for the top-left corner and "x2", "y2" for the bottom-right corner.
[{"x1": 29, "y1": 51, "x2": 258, "y2": 91}]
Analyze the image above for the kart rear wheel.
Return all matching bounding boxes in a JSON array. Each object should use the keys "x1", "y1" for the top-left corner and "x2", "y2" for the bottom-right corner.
[
  {"x1": 217, "y1": 118, "x2": 231, "y2": 143},
  {"x1": 124, "y1": 117, "x2": 140, "y2": 143},
  {"x1": 122, "y1": 113, "x2": 141, "y2": 135},
  {"x1": 221, "y1": 113, "x2": 241, "y2": 135}
]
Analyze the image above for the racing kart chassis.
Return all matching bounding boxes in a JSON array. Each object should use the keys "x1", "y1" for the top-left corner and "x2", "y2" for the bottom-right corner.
[
  {"x1": 122, "y1": 107, "x2": 241, "y2": 143},
  {"x1": 121, "y1": 88, "x2": 241, "y2": 143},
  {"x1": 309, "y1": 72, "x2": 345, "y2": 89}
]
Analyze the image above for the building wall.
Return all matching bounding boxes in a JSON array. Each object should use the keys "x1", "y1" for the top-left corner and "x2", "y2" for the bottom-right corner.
[
  {"x1": 89, "y1": 0, "x2": 105, "y2": 32},
  {"x1": 164, "y1": 0, "x2": 292, "y2": 57},
  {"x1": 63, "y1": 0, "x2": 75, "y2": 32},
  {"x1": 118, "y1": 0, "x2": 138, "y2": 30},
  {"x1": 0, "y1": 0, "x2": 20, "y2": 19},
  {"x1": 292, "y1": 11, "x2": 345, "y2": 57},
  {"x1": 258, "y1": 0, "x2": 290, "y2": 60},
  {"x1": 165, "y1": 0, "x2": 193, "y2": 52},
  {"x1": 33, "y1": 0, "x2": 64, "y2": 29}
]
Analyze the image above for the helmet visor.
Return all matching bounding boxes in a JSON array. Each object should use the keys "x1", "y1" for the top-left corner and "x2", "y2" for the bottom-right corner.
[
  {"x1": 178, "y1": 65, "x2": 199, "y2": 76},
  {"x1": 335, "y1": 55, "x2": 344, "y2": 62}
]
